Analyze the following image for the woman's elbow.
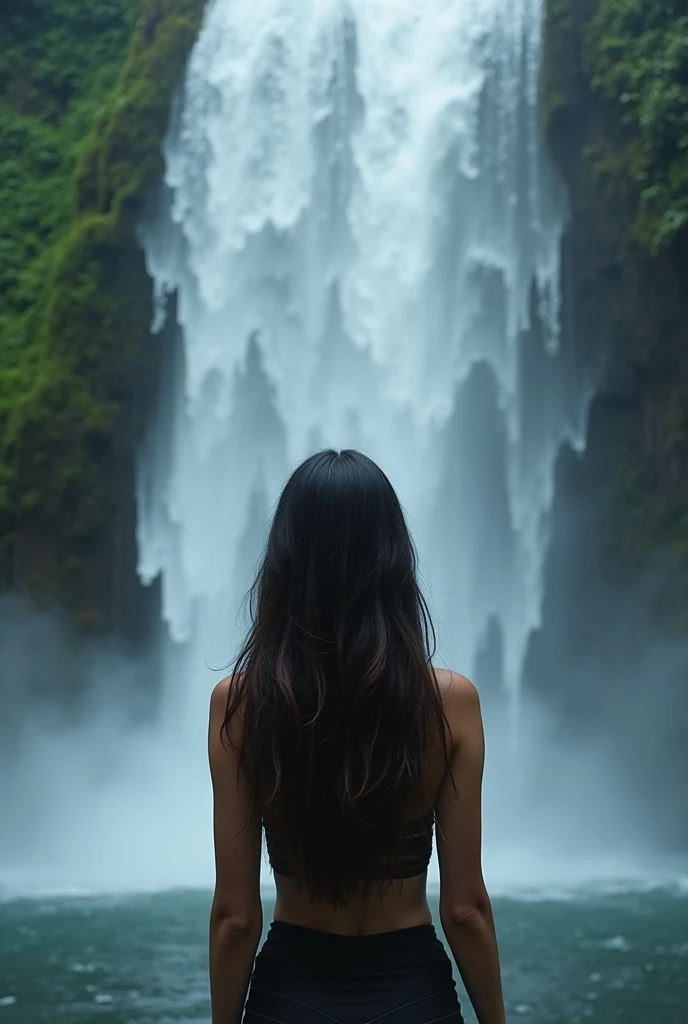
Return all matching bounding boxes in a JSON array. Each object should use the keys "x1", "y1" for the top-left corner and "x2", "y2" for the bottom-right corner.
[
  {"x1": 439, "y1": 890, "x2": 491, "y2": 929},
  {"x1": 210, "y1": 902, "x2": 262, "y2": 941}
]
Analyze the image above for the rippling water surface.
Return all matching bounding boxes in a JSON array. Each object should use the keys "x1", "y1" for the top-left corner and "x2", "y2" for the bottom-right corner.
[{"x1": 1, "y1": 889, "x2": 686, "y2": 1023}]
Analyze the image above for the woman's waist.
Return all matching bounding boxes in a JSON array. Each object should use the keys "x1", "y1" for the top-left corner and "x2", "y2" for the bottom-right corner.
[
  {"x1": 257, "y1": 917, "x2": 445, "y2": 972},
  {"x1": 273, "y1": 874, "x2": 431, "y2": 937}
]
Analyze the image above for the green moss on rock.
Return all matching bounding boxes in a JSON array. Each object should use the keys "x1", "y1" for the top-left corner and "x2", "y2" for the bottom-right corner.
[
  {"x1": 76, "y1": 0, "x2": 205, "y2": 216},
  {"x1": 0, "y1": 0, "x2": 205, "y2": 621}
]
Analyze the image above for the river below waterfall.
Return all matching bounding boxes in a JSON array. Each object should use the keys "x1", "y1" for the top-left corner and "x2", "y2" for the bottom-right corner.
[{"x1": 1, "y1": 889, "x2": 687, "y2": 1023}]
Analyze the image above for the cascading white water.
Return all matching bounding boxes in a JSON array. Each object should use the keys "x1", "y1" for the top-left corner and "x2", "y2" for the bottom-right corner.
[
  {"x1": 3, "y1": 0, "x2": 683, "y2": 902},
  {"x1": 139, "y1": 0, "x2": 589, "y2": 720}
]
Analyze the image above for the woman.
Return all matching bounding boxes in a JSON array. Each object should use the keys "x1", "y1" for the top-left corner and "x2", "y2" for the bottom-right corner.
[{"x1": 208, "y1": 449, "x2": 506, "y2": 1024}]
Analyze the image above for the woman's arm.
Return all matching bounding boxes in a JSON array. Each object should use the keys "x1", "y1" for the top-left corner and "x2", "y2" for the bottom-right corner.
[
  {"x1": 208, "y1": 677, "x2": 263, "y2": 1024},
  {"x1": 209, "y1": 905, "x2": 262, "y2": 1024},
  {"x1": 435, "y1": 672, "x2": 506, "y2": 1024}
]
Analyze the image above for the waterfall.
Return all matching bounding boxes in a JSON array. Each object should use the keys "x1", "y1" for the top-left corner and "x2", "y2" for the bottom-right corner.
[
  {"x1": 5, "y1": 1, "x2": 684, "y2": 901},
  {"x1": 138, "y1": 0, "x2": 590, "y2": 733}
]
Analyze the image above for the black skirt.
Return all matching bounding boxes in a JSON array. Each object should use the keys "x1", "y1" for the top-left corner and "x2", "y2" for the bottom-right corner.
[{"x1": 242, "y1": 920, "x2": 464, "y2": 1024}]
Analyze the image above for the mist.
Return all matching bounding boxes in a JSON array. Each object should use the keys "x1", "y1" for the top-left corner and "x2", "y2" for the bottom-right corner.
[{"x1": 2, "y1": 589, "x2": 686, "y2": 900}]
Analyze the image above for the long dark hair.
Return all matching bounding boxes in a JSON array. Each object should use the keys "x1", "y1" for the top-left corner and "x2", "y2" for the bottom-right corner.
[{"x1": 222, "y1": 449, "x2": 452, "y2": 906}]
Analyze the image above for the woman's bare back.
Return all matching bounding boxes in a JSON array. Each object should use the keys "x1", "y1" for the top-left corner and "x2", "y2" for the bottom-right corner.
[{"x1": 272, "y1": 668, "x2": 478, "y2": 935}]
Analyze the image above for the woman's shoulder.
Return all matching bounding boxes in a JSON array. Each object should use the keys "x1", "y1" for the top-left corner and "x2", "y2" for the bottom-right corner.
[
  {"x1": 432, "y1": 668, "x2": 481, "y2": 740},
  {"x1": 209, "y1": 673, "x2": 245, "y2": 743},
  {"x1": 209, "y1": 675, "x2": 234, "y2": 721},
  {"x1": 433, "y1": 667, "x2": 479, "y2": 706},
  {"x1": 211, "y1": 671, "x2": 246, "y2": 705}
]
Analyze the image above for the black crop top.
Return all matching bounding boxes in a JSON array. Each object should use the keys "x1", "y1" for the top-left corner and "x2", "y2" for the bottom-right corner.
[{"x1": 265, "y1": 810, "x2": 435, "y2": 880}]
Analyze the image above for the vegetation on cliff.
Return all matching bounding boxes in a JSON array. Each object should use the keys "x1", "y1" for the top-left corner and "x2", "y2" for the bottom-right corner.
[
  {"x1": 586, "y1": 1, "x2": 688, "y2": 253},
  {"x1": 544, "y1": 0, "x2": 688, "y2": 622},
  {"x1": 0, "y1": 0, "x2": 205, "y2": 620},
  {"x1": 545, "y1": 0, "x2": 688, "y2": 252},
  {"x1": 0, "y1": 1, "x2": 136, "y2": 573}
]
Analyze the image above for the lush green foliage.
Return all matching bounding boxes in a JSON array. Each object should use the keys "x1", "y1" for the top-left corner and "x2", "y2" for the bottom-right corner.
[
  {"x1": 586, "y1": 1, "x2": 688, "y2": 252},
  {"x1": 0, "y1": 1, "x2": 141, "y2": 349},
  {"x1": 0, "y1": 0, "x2": 140, "y2": 579},
  {"x1": 0, "y1": 0, "x2": 204, "y2": 612}
]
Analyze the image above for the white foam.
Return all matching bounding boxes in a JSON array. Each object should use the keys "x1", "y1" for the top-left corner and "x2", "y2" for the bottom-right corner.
[{"x1": 138, "y1": 0, "x2": 591, "y2": 705}]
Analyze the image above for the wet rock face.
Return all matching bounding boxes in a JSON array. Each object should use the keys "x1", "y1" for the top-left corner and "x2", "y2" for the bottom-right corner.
[
  {"x1": 527, "y1": 0, "x2": 688, "y2": 844},
  {"x1": 542, "y1": 0, "x2": 688, "y2": 629}
]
